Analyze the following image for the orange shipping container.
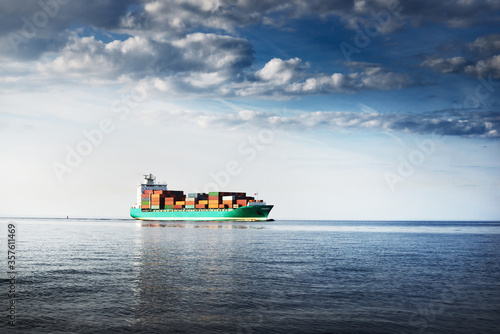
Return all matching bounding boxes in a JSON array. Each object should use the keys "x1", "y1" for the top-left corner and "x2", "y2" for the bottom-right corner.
[
  {"x1": 144, "y1": 190, "x2": 153, "y2": 195},
  {"x1": 236, "y1": 199, "x2": 247, "y2": 206},
  {"x1": 195, "y1": 204, "x2": 206, "y2": 209}
]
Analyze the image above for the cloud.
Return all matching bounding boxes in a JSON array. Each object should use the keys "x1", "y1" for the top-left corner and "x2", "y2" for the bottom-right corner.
[
  {"x1": 0, "y1": 1, "x2": 498, "y2": 102},
  {"x1": 423, "y1": 54, "x2": 500, "y2": 79},
  {"x1": 139, "y1": 106, "x2": 500, "y2": 139},
  {"x1": 36, "y1": 32, "x2": 254, "y2": 84},
  {"x1": 467, "y1": 33, "x2": 500, "y2": 56},
  {"x1": 3, "y1": 0, "x2": 499, "y2": 60},
  {"x1": 464, "y1": 55, "x2": 500, "y2": 79},
  {"x1": 227, "y1": 60, "x2": 412, "y2": 97},
  {"x1": 34, "y1": 38, "x2": 412, "y2": 96},
  {"x1": 274, "y1": 110, "x2": 500, "y2": 138},
  {"x1": 0, "y1": 0, "x2": 139, "y2": 59},
  {"x1": 132, "y1": 0, "x2": 500, "y2": 34},
  {"x1": 255, "y1": 57, "x2": 308, "y2": 84},
  {"x1": 420, "y1": 56, "x2": 468, "y2": 74},
  {"x1": 421, "y1": 34, "x2": 500, "y2": 78}
]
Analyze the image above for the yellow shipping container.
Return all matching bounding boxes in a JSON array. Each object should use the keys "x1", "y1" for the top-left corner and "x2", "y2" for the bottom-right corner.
[{"x1": 175, "y1": 201, "x2": 185, "y2": 205}]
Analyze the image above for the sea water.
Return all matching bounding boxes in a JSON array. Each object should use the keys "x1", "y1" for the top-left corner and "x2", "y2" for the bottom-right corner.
[{"x1": 0, "y1": 218, "x2": 499, "y2": 333}]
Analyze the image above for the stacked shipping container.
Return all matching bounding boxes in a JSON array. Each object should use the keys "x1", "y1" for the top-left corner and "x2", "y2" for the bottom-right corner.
[
  {"x1": 141, "y1": 189, "x2": 255, "y2": 211},
  {"x1": 140, "y1": 189, "x2": 153, "y2": 210}
]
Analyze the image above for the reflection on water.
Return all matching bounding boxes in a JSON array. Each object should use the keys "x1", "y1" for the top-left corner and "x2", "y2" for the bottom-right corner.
[
  {"x1": 142, "y1": 222, "x2": 265, "y2": 229},
  {"x1": 141, "y1": 220, "x2": 500, "y2": 234}
]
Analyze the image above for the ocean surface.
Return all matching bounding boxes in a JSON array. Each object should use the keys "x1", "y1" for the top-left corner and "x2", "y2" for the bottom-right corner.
[{"x1": 1, "y1": 218, "x2": 499, "y2": 333}]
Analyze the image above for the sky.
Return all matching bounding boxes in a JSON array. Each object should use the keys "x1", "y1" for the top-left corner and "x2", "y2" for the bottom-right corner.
[{"x1": 0, "y1": 0, "x2": 499, "y2": 220}]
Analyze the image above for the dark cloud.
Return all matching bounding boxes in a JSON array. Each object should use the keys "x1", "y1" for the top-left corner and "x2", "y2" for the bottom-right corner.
[
  {"x1": 0, "y1": 0, "x2": 138, "y2": 34},
  {"x1": 113, "y1": 0, "x2": 500, "y2": 40},
  {"x1": 420, "y1": 56, "x2": 469, "y2": 74},
  {"x1": 467, "y1": 34, "x2": 500, "y2": 57},
  {"x1": 421, "y1": 34, "x2": 500, "y2": 79},
  {"x1": 0, "y1": 0, "x2": 139, "y2": 59},
  {"x1": 3, "y1": 0, "x2": 499, "y2": 60},
  {"x1": 397, "y1": 0, "x2": 499, "y2": 28}
]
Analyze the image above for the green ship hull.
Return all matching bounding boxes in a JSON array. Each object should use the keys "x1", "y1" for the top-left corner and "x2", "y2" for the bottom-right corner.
[{"x1": 130, "y1": 205, "x2": 274, "y2": 221}]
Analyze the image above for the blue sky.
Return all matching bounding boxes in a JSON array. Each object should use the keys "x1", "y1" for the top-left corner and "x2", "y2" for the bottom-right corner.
[{"x1": 0, "y1": 0, "x2": 499, "y2": 220}]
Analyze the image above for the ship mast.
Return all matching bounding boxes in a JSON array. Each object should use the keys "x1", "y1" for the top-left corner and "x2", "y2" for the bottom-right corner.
[{"x1": 143, "y1": 174, "x2": 156, "y2": 185}]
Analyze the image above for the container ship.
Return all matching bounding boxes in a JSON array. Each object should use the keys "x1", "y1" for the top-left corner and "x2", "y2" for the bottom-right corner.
[{"x1": 130, "y1": 174, "x2": 273, "y2": 221}]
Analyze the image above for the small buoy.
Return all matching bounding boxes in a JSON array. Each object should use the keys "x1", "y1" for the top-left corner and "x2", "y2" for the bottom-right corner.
[{"x1": 66, "y1": 216, "x2": 68, "y2": 219}]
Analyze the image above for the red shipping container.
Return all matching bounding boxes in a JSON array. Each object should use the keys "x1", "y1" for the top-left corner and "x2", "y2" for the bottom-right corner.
[
  {"x1": 144, "y1": 190, "x2": 153, "y2": 195},
  {"x1": 236, "y1": 199, "x2": 247, "y2": 206},
  {"x1": 153, "y1": 190, "x2": 165, "y2": 194},
  {"x1": 208, "y1": 195, "x2": 220, "y2": 200},
  {"x1": 195, "y1": 204, "x2": 206, "y2": 209},
  {"x1": 173, "y1": 205, "x2": 183, "y2": 209}
]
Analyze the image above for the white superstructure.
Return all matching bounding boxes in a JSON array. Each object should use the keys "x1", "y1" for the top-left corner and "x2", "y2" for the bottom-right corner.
[{"x1": 135, "y1": 174, "x2": 168, "y2": 208}]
